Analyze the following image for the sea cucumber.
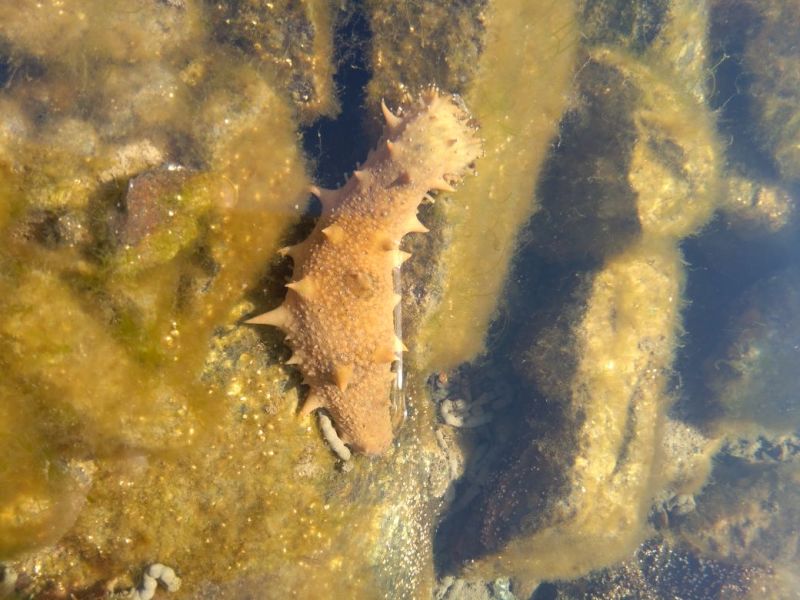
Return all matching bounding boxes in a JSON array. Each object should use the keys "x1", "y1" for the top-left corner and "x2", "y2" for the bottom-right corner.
[{"x1": 248, "y1": 90, "x2": 481, "y2": 454}]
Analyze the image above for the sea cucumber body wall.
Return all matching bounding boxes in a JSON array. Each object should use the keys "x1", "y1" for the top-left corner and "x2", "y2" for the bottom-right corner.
[{"x1": 249, "y1": 90, "x2": 482, "y2": 454}]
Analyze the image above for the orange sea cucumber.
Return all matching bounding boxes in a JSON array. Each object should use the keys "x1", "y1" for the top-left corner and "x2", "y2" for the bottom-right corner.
[{"x1": 248, "y1": 90, "x2": 481, "y2": 454}]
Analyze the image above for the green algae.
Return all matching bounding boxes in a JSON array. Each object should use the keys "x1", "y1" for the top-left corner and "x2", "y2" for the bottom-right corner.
[
  {"x1": 207, "y1": 0, "x2": 339, "y2": 122},
  {"x1": 706, "y1": 268, "x2": 800, "y2": 434},
  {"x1": 448, "y1": 2, "x2": 724, "y2": 591},
  {"x1": 402, "y1": 0, "x2": 579, "y2": 372},
  {"x1": 365, "y1": 0, "x2": 488, "y2": 108},
  {"x1": 0, "y1": 0, "x2": 797, "y2": 598},
  {"x1": 741, "y1": 0, "x2": 800, "y2": 181},
  {"x1": 0, "y1": 1, "x2": 452, "y2": 597}
]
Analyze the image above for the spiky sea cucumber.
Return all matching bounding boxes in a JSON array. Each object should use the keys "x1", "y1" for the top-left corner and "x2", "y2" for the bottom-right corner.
[{"x1": 248, "y1": 90, "x2": 481, "y2": 454}]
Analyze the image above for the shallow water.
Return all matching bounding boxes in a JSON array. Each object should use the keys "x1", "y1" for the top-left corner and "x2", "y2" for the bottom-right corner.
[{"x1": 0, "y1": 1, "x2": 798, "y2": 599}]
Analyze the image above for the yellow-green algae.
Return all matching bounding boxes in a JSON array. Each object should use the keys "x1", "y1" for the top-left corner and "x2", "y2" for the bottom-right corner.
[
  {"x1": 1, "y1": 0, "x2": 793, "y2": 598},
  {"x1": 207, "y1": 0, "x2": 339, "y2": 122},
  {"x1": 0, "y1": 1, "x2": 511, "y2": 598},
  {"x1": 367, "y1": 0, "x2": 579, "y2": 372},
  {"x1": 706, "y1": 267, "x2": 800, "y2": 435},
  {"x1": 741, "y1": 0, "x2": 800, "y2": 181},
  {"x1": 672, "y1": 459, "x2": 800, "y2": 600},
  {"x1": 464, "y1": 3, "x2": 724, "y2": 590}
]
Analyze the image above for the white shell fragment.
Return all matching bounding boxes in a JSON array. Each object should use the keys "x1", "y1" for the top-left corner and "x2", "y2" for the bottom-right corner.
[{"x1": 129, "y1": 563, "x2": 181, "y2": 600}]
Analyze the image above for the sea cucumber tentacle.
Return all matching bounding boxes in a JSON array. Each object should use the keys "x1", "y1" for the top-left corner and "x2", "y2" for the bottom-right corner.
[{"x1": 249, "y1": 89, "x2": 482, "y2": 455}]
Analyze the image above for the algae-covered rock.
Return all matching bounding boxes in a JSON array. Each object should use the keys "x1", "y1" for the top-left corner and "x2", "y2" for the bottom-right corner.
[
  {"x1": 578, "y1": 0, "x2": 670, "y2": 52},
  {"x1": 520, "y1": 12, "x2": 718, "y2": 261},
  {"x1": 673, "y1": 459, "x2": 800, "y2": 592},
  {"x1": 458, "y1": 241, "x2": 686, "y2": 590},
  {"x1": 365, "y1": 0, "x2": 488, "y2": 108},
  {"x1": 706, "y1": 267, "x2": 800, "y2": 433},
  {"x1": 380, "y1": 0, "x2": 580, "y2": 371},
  {"x1": 741, "y1": 0, "x2": 800, "y2": 181},
  {"x1": 600, "y1": 46, "x2": 720, "y2": 240},
  {"x1": 435, "y1": 4, "x2": 723, "y2": 592},
  {"x1": 0, "y1": 0, "x2": 202, "y2": 65},
  {"x1": 529, "y1": 57, "x2": 641, "y2": 263},
  {"x1": 720, "y1": 174, "x2": 795, "y2": 234},
  {"x1": 207, "y1": 0, "x2": 338, "y2": 122}
]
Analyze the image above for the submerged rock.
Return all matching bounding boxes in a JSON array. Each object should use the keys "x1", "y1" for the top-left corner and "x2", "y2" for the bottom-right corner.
[
  {"x1": 0, "y1": 0, "x2": 795, "y2": 598},
  {"x1": 206, "y1": 0, "x2": 338, "y2": 122},
  {"x1": 437, "y1": 4, "x2": 723, "y2": 592},
  {"x1": 706, "y1": 267, "x2": 800, "y2": 433},
  {"x1": 672, "y1": 459, "x2": 800, "y2": 596},
  {"x1": 741, "y1": 0, "x2": 800, "y2": 181}
]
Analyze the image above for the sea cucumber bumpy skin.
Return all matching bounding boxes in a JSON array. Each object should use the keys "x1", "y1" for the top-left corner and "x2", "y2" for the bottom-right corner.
[{"x1": 248, "y1": 90, "x2": 482, "y2": 454}]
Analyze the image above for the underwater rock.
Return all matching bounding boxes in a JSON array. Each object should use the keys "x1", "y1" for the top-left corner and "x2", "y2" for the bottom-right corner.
[
  {"x1": 741, "y1": 0, "x2": 800, "y2": 181},
  {"x1": 546, "y1": 537, "x2": 759, "y2": 599},
  {"x1": 605, "y1": 51, "x2": 719, "y2": 238},
  {"x1": 720, "y1": 173, "x2": 795, "y2": 234},
  {"x1": 407, "y1": 0, "x2": 579, "y2": 371},
  {"x1": 442, "y1": 6, "x2": 722, "y2": 590},
  {"x1": 106, "y1": 166, "x2": 212, "y2": 279},
  {"x1": 705, "y1": 267, "x2": 800, "y2": 433},
  {"x1": 207, "y1": 0, "x2": 338, "y2": 122},
  {"x1": 511, "y1": 7, "x2": 717, "y2": 263},
  {"x1": 120, "y1": 166, "x2": 194, "y2": 247},
  {"x1": 457, "y1": 242, "x2": 686, "y2": 590},
  {"x1": 578, "y1": 0, "x2": 670, "y2": 52},
  {"x1": 435, "y1": 576, "x2": 517, "y2": 600},
  {"x1": 673, "y1": 458, "x2": 800, "y2": 587},
  {"x1": 722, "y1": 433, "x2": 800, "y2": 465}
]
